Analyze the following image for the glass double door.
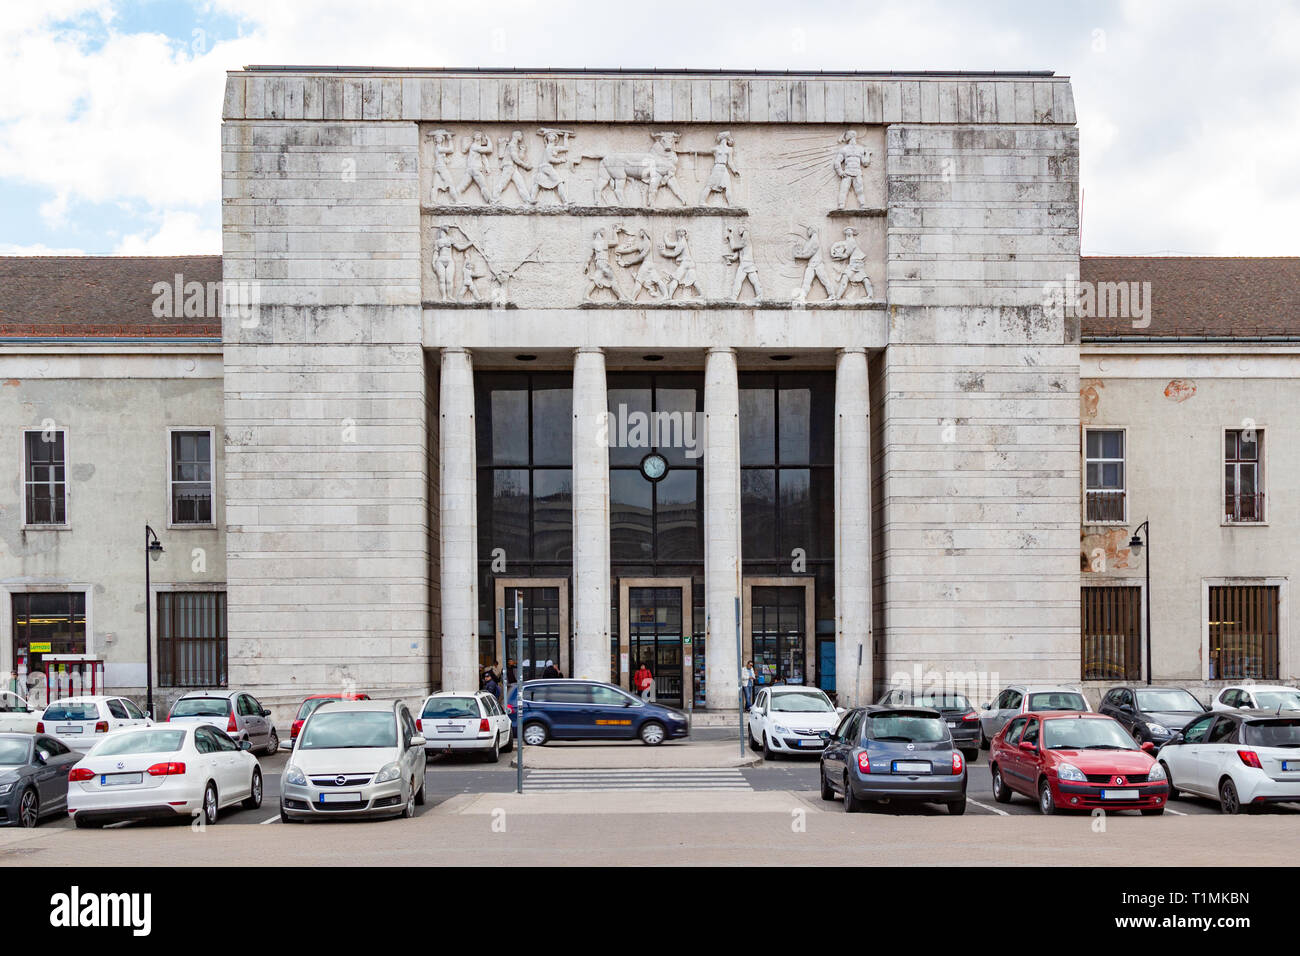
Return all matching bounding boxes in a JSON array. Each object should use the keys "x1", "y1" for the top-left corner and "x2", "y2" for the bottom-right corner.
[
  {"x1": 750, "y1": 586, "x2": 808, "y2": 686},
  {"x1": 503, "y1": 587, "x2": 562, "y2": 681},
  {"x1": 627, "y1": 587, "x2": 684, "y2": 707}
]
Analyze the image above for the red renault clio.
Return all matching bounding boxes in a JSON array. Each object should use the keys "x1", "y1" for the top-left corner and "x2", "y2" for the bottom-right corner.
[{"x1": 989, "y1": 711, "x2": 1169, "y2": 815}]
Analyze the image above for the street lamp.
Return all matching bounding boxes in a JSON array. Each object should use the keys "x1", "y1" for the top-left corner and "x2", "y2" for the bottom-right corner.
[
  {"x1": 144, "y1": 525, "x2": 165, "y2": 717},
  {"x1": 1128, "y1": 520, "x2": 1151, "y2": 685}
]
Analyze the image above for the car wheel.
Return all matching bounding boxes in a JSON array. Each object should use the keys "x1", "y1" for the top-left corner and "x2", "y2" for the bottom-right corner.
[
  {"x1": 748, "y1": 723, "x2": 761, "y2": 752},
  {"x1": 820, "y1": 764, "x2": 836, "y2": 801},
  {"x1": 762, "y1": 732, "x2": 777, "y2": 761},
  {"x1": 202, "y1": 782, "x2": 219, "y2": 826},
  {"x1": 979, "y1": 726, "x2": 990, "y2": 750},
  {"x1": 485, "y1": 733, "x2": 501, "y2": 763},
  {"x1": 403, "y1": 779, "x2": 417, "y2": 818},
  {"x1": 264, "y1": 730, "x2": 279, "y2": 756},
  {"x1": 1160, "y1": 761, "x2": 1179, "y2": 800},
  {"x1": 523, "y1": 722, "x2": 548, "y2": 747},
  {"x1": 501, "y1": 729, "x2": 514, "y2": 753},
  {"x1": 948, "y1": 798, "x2": 967, "y2": 816},
  {"x1": 1037, "y1": 779, "x2": 1057, "y2": 815},
  {"x1": 640, "y1": 721, "x2": 666, "y2": 746},
  {"x1": 1141, "y1": 807, "x2": 1165, "y2": 816},
  {"x1": 279, "y1": 804, "x2": 300, "y2": 824},
  {"x1": 415, "y1": 775, "x2": 426, "y2": 806},
  {"x1": 241, "y1": 768, "x2": 263, "y2": 810},
  {"x1": 17, "y1": 787, "x2": 38, "y2": 828},
  {"x1": 962, "y1": 748, "x2": 978, "y2": 765},
  {"x1": 842, "y1": 773, "x2": 864, "y2": 813},
  {"x1": 991, "y1": 765, "x2": 1012, "y2": 804},
  {"x1": 1219, "y1": 777, "x2": 1243, "y2": 815}
]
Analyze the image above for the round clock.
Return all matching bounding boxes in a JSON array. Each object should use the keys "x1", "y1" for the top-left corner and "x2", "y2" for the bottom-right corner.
[{"x1": 639, "y1": 452, "x2": 668, "y2": 482}]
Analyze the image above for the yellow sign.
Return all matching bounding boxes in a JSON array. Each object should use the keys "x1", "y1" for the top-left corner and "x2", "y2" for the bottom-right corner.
[{"x1": 30, "y1": 642, "x2": 52, "y2": 653}]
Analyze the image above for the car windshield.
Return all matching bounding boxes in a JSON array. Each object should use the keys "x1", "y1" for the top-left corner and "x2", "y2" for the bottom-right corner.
[
  {"x1": 0, "y1": 738, "x2": 31, "y2": 765},
  {"x1": 1244, "y1": 718, "x2": 1300, "y2": 747},
  {"x1": 43, "y1": 702, "x2": 98, "y2": 721},
  {"x1": 1254, "y1": 690, "x2": 1300, "y2": 711},
  {"x1": 1027, "y1": 692, "x2": 1087, "y2": 712},
  {"x1": 423, "y1": 697, "x2": 478, "y2": 719},
  {"x1": 299, "y1": 711, "x2": 397, "y2": 749},
  {"x1": 771, "y1": 692, "x2": 834, "y2": 713},
  {"x1": 1134, "y1": 689, "x2": 1202, "y2": 712},
  {"x1": 91, "y1": 731, "x2": 186, "y2": 756},
  {"x1": 916, "y1": 693, "x2": 971, "y2": 710},
  {"x1": 1042, "y1": 718, "x2": 1136, "y2": 751},
  {"x1": 866, "y1": 714, "x2": 947, "y2": 743},
  {"x1": 171, "y1": 697, "x2": 230, "y2": 718}
]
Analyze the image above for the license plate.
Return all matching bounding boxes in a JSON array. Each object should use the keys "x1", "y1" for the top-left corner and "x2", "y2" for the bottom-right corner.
[
  {"x1": 319, "y1": 792, "x2": 363, "y2": 804},
  {"x1": 893, "y1": 761, "x2": 931, "y2": 774},
  {"x1": 1283, "y1": 761, "x2": 1298, "y2": 771},
  {"x1": 800, "y1": 739, "x2": 824, "y2": 747},
  {"x1": 436, "y1": 725, "x2": 461, "y2": 733},
  {"x1": 947, "y1": 720, "x2": 959, "y2": 727},
  {"x1": 57, "y1": 725, "x2": 83, "y2": 734},
  {"x1": 100, "y1": 773, "x2": 142, "y2": 787},
  {"x1": 1100, "y1": 789, "x2": 1138, "y2": 800}
]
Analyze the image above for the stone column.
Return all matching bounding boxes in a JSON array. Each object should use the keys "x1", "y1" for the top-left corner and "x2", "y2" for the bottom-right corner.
[
  {"x1": 704, "y1": 347, "x2": 742, "y2": 710},
  {"x1": 571, "y1": 347, "x2": 611, "y2": 681},
  {"x1": 835, "y1": 348, "x2": 872, "y2": 706},
  {"x1": 439, "y1": 347, "x2": 479, "y2": 692}
]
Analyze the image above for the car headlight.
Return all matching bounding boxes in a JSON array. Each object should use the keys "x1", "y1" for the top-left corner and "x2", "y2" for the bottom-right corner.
[
  {"x1": 0, "y1": 783, "x2": 12, "y2": 796},
  {"x1": 374, "y1": 762, "x2": 401, "y2": 784},
  {"x1": 1146, "y1": 722, "x2": 1169, "y2": 736},
  {"x1": 284, "y1": 765, "x2": 308, "y2": 787},
  {"x1": 1147, "y1": 762, "x2": 1166, "y2": 781},
  {"x1": 1057, "y1": 763, "x2": 1087, "y2": 782}
]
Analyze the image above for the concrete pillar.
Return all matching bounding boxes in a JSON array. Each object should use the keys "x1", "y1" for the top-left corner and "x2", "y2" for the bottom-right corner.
[
  {"x1": 835, "y1": 348, "x2": 872, "y2": 707},
  {"x1": 571, "y1": 347, "x2": 611, "y2": 681},
  {"x1": 704, "y1": 347, "x2": 742, "y2": 711},
  {"x1": 439, "y1": 347, "x2": 479, "y2": 692}
]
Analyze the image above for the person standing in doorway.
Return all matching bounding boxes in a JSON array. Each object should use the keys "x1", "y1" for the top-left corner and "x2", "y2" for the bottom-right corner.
[
  {"x1": 634, "y1": 661, "x2": 655, "y2": 701},
  {"x1": 506, "y1": 659, "x2": 518, "y2": 685},
  {"x1": 741, "y1": 660, "x2": 757, "y2": 710},
  {"x1": 482, "y1": 669, "x2": 500, "y2": 700},
  {"x1": 542, "y1": 660, "x2": 560, "y2": 679}
]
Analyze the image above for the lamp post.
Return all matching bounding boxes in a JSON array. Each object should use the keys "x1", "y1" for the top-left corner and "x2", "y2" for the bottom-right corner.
[
  {"x1": 144, "y1": 525, "x2": 165, "y2": 717},
  {"x1": 1128, "y1": 520, "x2": 1151, "y2": 685}
]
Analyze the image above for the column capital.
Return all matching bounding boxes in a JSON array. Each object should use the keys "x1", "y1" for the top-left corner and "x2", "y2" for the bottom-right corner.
[
  {"x1": 441, "y1": 345, "x2": 472, "y2": 358},
  {"x1": 706, "y1": 346, "x2": 736, "y2": 357},
  {"x1": 837, "y1": 346, "x2": 868, "y2": 357},
  {"x1": 574, "y1": 346, "x2": 605, "y2": 356}
]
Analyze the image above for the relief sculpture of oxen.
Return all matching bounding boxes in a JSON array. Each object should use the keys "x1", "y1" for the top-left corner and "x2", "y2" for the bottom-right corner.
[{"x1": 581, "y1": 132, "x2": 688, "y2": 207}]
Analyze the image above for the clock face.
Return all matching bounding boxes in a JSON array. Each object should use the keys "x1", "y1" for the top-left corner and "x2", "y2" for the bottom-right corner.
[{"x1": 640, "y1": 453, "x2": 668, "y2": 481}]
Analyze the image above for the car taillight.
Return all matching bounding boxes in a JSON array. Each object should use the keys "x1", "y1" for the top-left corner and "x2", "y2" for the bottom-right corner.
[
  {"x1": 479, "y1": 718, "x2": 490, "y2": 732},
  {"x1": 95, "y1": 721, "x2": 109, "y2": 733},
  {"x1": 36, "y1": 721, "x2": 44, "y2": 733},
  {"x1": 1238, "y1": 750, "x2": 1263, "y2": 769},
  {"x1": 227, "y1": 713, "x2": 238, "y2": 733},
  {"x1": 857, "y1": 752, "x2": 870, "y2": 773},
  {"x1": 952, "y1": 751, "x2": 964, "y2": 774},
  {"x1": 961, "y1": 711, "x2": 979, "y2": 723},
  {"x1": 147, "y1": 762, "x2": 187, "y2": 776},
  {"x1": 68, "y1": 768, "x2": 94, "y2": 781},
  {"x1": 416, "y1": 718, "x2": 423, "y2": 732},
  {"x1": 506, "y1": 704, "x2": 515, "y2": 715}
]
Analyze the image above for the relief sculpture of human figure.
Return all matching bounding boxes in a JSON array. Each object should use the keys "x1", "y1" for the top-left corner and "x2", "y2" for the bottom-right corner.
[
  {"x1": 794, "y1": 226, "x2": 838, "y2": 302},
  {"x1": 584, "y1": 226, "x2": 625, "y2": 302},
  {"x1": 431, "y1": 225, "x2": 473, "y2": 300},
  {"x1": 530, "y1": 129, "x2": 572, "y2": 206},
  {"x1": 427, "y1": 129, "x2": 461, "y2": 204},
  {"x1": 614, "y1": 226, "x2": 671, "y2": 301},
  {"x1": 723, "y1": 224, "x2": 762, "y2": 301},
  {"x1": 697, "y1": 131, "x2": 740, "y2": 207},
  {"x1": 831, "y1": 227, "x2": 874, "y2": 300},
  {"x1": 659, "y1": 228, "x2": 702, "y2": 300},
  {"x1": 457, "y1": 131, "x2": 495, "y2": 203},
  {"x1": 833, "y1": 129, "x2": 872, "y2": 210},
  {"x1": 493, "y1": 130, "x2": 534, "y2": 206}
]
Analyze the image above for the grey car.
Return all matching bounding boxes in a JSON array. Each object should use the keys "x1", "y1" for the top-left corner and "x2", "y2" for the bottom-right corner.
[
  {"x1": 168, "y1": 690, "x2": 280, "y2": 755},
  {"x1": 819, "y1": 706, "x2": 968, "y2": 814},
  {"x1": 877, "y1": 688, "x2": 982, "y2": 762},
  {"x1": 0, "y1": 732, "x2": 82, "y2": 827},
  {"x1": 978, "y1": 684, "x2": 1091, "y2": 748}
]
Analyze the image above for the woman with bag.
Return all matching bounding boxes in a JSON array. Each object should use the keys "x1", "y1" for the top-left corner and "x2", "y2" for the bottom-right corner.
[{"x1": 634, "y1": 661, "x2": 655, "y2": 701}]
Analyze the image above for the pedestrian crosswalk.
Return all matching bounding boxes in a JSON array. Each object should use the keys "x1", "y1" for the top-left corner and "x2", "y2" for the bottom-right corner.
[{"x1": 523, "y1": 768, "x2": 752, "y2": 792}]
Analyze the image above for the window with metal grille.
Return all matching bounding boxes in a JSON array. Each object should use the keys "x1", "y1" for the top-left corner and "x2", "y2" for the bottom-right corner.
[
  {"x1": 1208, "y1": 585, "x2": 1279, "y2": 680},
  {"x1": 157, "y1": 591, "x2": 227, "y2": 687},
  {"x1": 1081, "y1": 586, "x2": 1141, "y2": 681},
  {"x1": 170, "y1": 430, "x2": 213, "y2": 524},
  {"x1": 24, "y1": 431, "x2": 67, "y2": 525},
  {"x1": 1224, "y1": 430, "x2": 1264, "y2": 523},
  {"x1": 1084, "y1": 429, "x2": 1125, "y2": 522}
]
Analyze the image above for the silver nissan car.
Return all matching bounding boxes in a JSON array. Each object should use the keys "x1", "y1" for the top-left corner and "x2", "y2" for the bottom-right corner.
[{"x1": 279, "y1": 699, "x2": 426, "y2": 822}]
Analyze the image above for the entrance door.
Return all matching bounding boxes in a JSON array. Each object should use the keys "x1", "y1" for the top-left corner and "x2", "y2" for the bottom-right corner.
[
  {"x1": 627, "y1": 587, "x2": 684, "y2": 707},
  {"x1": 503, "y1": 587, "x2": 562, "y2": 681},
  {"x1": 750, "y1": 586, "x2": 808, "y2": 686}
]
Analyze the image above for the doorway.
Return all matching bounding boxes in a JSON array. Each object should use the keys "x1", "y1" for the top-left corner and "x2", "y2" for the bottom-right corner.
[
  {"x1": 619, "y1": 577, "x2": 692, "y2": 708},
  {"x1": 744, "y1": 579, "x2": 814, "y2": 688},
  {"x1": 494, "y1": 579, "x2": 569, "y2": 682}
]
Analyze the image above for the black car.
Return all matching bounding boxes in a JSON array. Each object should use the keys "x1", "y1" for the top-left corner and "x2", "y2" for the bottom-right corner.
[
  {"x1": 0, "y1": 732, "x2": 82, "y2": 827},
  {"x1": 819, "y1": 706, "x2": 967, "y2": 814},
  {"x1": 877, "y1": 688, "x2": 982, "y2": 761},
  {"x1": 1098, "y1": 686, "x2": 1207, "y2": 745}
]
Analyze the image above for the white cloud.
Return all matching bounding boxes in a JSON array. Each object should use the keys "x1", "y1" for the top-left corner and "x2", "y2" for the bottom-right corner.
[
  {"x1": 0, "y1": 241, "x2": 88, "y2": 255},
  {"x1": 113, "y1": 209, "x2": 220, "y2": 254}
]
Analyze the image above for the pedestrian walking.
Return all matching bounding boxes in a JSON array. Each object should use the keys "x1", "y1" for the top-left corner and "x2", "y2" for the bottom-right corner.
[{"x1": 634, "y1": 661, "x2": 655, "y2": 701}]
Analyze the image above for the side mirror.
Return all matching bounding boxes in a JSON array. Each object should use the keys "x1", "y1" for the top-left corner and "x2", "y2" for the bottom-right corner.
[
  {"x1": 239, "y1": 740, "x2": 253, "y2": 751},
  {"x1": 261, "y1": 709, "x2": 271, "y2": 717},
  {"x1": 982, "y1": 703, "x2": 992, "y2": 711},
  {"x1": 1140, "y1": 741, "x2": 1155, "y2": 753},
  {"x1": 410, "y1": 735, "x2": 426, "y2": 749},
  {"x1": 1018, "y1": 740, "x2": 1037, "y2": 752}
]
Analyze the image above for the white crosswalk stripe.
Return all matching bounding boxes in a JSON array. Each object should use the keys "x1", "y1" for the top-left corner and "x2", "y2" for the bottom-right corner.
[{"x1": 523, "y1": 768, "x2": 752, "y2": 792}]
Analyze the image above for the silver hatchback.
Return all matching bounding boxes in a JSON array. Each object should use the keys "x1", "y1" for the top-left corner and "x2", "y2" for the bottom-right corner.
[{"x1": 167, "y1": 690, "x2": 280, "y2": 755}]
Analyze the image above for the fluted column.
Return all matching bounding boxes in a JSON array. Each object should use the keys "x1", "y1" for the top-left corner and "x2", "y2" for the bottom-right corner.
[
  {"x1": 835, "y1": 347, "x2": 872, "y2": 706},
  {"x1": 704, "y1": 347, "x2": 742, "y2": 710},
  {"x1": 439, "y1": 347, "x2": 479, "y2": 692},
  {"x1": 571, "y1": 347, "x2": 611, "y2": 681}
]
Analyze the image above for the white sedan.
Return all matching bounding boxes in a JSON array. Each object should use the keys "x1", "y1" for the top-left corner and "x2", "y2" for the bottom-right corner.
[
  {"x1": 39, "y1": 695, "x2": 151, "y2": 752},
  {"x1": 417, "y1": 691, "x2": 513, "y2": 762},
  {"x1": 0, "y1": 691, "x2": 41, "y2": 734},
  {"x1": 1156, "y1": 710, "x2": 1300, "y2": 813},
  {"x1": 1211, "y1": 684, "x2": 1300, "y2": 713},
  {"x1": 68, "y1": 724, "x2": 262, "y2": 828},
  {"x1": 747, "y1": 686, "x2": 843, "y2": 758}
]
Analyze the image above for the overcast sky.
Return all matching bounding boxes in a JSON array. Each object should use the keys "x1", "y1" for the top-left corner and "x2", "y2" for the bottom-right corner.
[{"x1": 1, "y1": 0, "x2": 1297, "y2": 257}]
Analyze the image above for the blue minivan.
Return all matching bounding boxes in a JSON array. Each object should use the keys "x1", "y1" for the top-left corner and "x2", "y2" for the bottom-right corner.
[{"x1": 506, "y1": 679, "x2": 690, "y2": 746}]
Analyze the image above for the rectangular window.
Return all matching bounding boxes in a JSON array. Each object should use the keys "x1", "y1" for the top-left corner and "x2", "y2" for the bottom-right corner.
[
  {"x1": 158, "y1": 591, "x2": 228, "y2": 687},
  {"x1": 11, "y1": 592, "x2": 87, "y2": 676},
  {"x1": 170, "y1": 430, "x2": 213, "y2": 524},
  {"x1": 1081, "y1": 586, "x2": 1141, "y2": 681},
  {"x1": 24, "y1": 430, "x2": 67, "y2": 525},
  {"x1": 1208, "y1": 584, "x2": 1279, "y2": 680},
  {"x1": 1224, "y1": 429, "x2": 1264, "y2": 522},
  {"x1": 1084, "y1": 429, "x2": 1125, "y2": 522}
]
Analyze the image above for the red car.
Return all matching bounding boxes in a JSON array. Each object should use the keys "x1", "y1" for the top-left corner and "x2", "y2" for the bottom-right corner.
[
  {"x1": 290, "y1": 693, "x2": 371, "y2": 743},
  {"x1": 989, "y1": 711, "x2": 1169, "y2": 814}
]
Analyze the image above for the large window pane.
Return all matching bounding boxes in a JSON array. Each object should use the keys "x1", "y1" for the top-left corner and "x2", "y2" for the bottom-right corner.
[
  {"x1": 532, "y1": 469, "x2": 573, "y2": 561},
  {"x1": 778, "y1": 469, "x2": 812, "y2": 555},
  {"x1": 607, "y1": 384, "x2": 651, "y2": 466},
  {"x1": 742, "y1": 469, "x2": 777, "y2": 558},
  {"x1": 778, "y1": 387, "x2": 811, "y2": 464},
  {"x1": 531, "y1": 384, "x2": 572, "y2": 467},
  {"x1": 11, "y1": 592, "x2": 86, "y2": 677},
  {"x1": 656, "y1": 469, "x2": 700, "y2": 561},
  {"x1": 740, "y1": 387, "x2": 775, "y2": 465},
  {"x1": 24, "y1": 431, "x2": 66, "y2": 525},
  {"x1": 171, "y1": 430, "x2": 213, "y2": 524},
  {"x1": 610, "y1": 470, "x2": 653, "y2": 561},
  {"x1": 489, "y1": 470, "x2": 530, "y2": 559}
]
